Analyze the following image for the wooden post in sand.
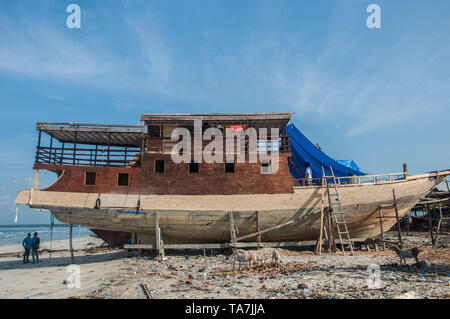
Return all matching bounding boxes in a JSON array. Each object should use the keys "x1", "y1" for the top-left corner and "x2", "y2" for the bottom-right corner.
[
  {"x1": 69, "y1": 223, "x2": 74, "y2": 264},
  {"x1": 155, "y1": 211, "x2": 160, "y2": 256},
  {"x1": 229, "y1": 211, "x2": 237, "y2": 253},
  {"x1": 256, "y1": 211, "x2": 261, "y2": 248},
  {"x1": 433, "y1": 204, "x2": 443, "y2": 249},
  {"x1": 315, "y1": 181, "x2": 326, "y2": 255},
  {"x1": 426, "y1": 204, "x2": 435, "y2": 247},
  {"x1": 406, "y1": 211, "x2": 410, "y2": 236},
  {"x1": 327, "y1": 208, "x2": 336, "y2": 253},
  {"x1": 378, "y1": 207, "x2": 386, "y2": 251},
  {"x1": 392, "y1": 190, "x2": 403, "y2": 247}
]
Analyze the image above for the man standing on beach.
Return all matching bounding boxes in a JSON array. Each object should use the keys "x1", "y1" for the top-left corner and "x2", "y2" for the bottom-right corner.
[
  {"x1": 32, "y1": 232, "x2": 40, "y2": 264},
  {"x1": 22, "y1": 233, "x2": 32, "y2": 264}
]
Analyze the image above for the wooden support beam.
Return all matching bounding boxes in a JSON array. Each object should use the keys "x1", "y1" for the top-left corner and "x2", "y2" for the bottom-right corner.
[
  {"x1": 155, "y1": 211, "x2": 160, "y2": 254},
  {"x1": 33, "y1": 170, "x2": 39, "y2": 189},
  {"x1": 125, "y1": 241, "x2": 318, "y2": 250},
  {"x1": 107, "y1": 133, "x2": 111, "y2": 166},
  {"x1": 36, "y1": 130, "x2": 42, "y2": 163},
  {"x1": 327, "y1": 207, "x2": 336, "y2": 253},
  {"x1": 235, "y1": 215, "x2": 300, "y2": 242},
  {"x1": 288, "y1": 157, "x2": 305, "y2": 178},
  {"x1": 49, "y1": 135, "x2": 53, "y2": 164},
  {"x1": 94, "y1": 145, "x2": 98, "y2": 166},
  {"x1": 392, "y1": 189, "x2": 403, "y2": 247},
  {"x1": 73, "y1": 131, "x2": 78, "y2": 166},
  {"x1": 427, "y1": 204, "x2": 435, "y2": 247},
  {"x1": 229, "y1": 211, "x2": 236, "y2": 243},
  {"x1": 69, "y1": 223, "x2": 74, "y2": 264},
  {"x1": 378, "y1": 208, "x2": 386, "y2": 251},
  {"x1": 315, "y1": 184, "x2": 325, "y2": 255},
  {"x1": 406, "y1": 211, "x2": 410, "y2": 236},
  {"x1": 61, "y1": 142, "x2": 65, "y2": 165},
  {"x1": 433, "y1": 204, "x2": 442, "y2": 249},
  {"x1": 256, "y1": 211, "x2": 261, "y2": 246}
]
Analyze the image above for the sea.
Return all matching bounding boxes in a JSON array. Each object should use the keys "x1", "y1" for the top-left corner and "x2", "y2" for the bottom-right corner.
[{"x1": 0, "y1": 224, "x2": 93, "y2": 246}]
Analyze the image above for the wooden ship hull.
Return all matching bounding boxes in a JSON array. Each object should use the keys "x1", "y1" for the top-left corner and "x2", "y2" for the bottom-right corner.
[
  {"x1": 15, "y1": 170, "x2": 449, "y2": 245},
  {"x1": 14, "y1": 114, "x2": 450, "y2": 247}
]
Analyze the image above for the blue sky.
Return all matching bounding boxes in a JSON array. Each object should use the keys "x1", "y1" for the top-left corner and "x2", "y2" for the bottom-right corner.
[{"x1": 0, "y1": 0, "x2": 449, "y2": 224}]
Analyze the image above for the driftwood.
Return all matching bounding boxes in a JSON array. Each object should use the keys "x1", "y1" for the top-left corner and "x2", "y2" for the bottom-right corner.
[{"x1": 140, "y1": 283, "x2": 152, "y2": 299}]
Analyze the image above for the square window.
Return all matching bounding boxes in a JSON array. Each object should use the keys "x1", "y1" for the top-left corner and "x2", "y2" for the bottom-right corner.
[
  {"x1": 118, "y1": 173, "x2": 129, "y2": 186},
  {"x1": 189, "y1": 161, "x2": 199, "y2": 173},
  {"x1": 225, "y1": 162, "x2": 235, "y2": 173},
  {"x1": 155, "y1": 160, "x2": 164, "y2": 173},
  {"x1": 85, "y1": 172, "x2": 96, "y2": 185},
  {"x1": 148, "y1": 125, "x2": 161, "y2": 137}
]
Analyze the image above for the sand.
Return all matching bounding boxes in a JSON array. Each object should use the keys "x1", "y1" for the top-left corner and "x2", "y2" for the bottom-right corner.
[
  {"x1": 0, "y1": 232, "x2": 449, "y2": 299},
  {"x1": 0, "y1": 236, "x2": 132, "y2": 299}
]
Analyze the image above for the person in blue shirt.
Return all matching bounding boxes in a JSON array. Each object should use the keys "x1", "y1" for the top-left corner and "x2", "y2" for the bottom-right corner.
[
  {"x1": 22, "y1": 233, "x2": 32, "y2": 264},
  {"x1": 31, "y1": 232, "x2": 40, "y2": 264}
]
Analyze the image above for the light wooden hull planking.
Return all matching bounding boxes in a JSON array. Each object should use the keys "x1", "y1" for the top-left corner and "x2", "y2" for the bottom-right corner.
[{"x1": 15, "y1": 170, "x2": 449, "y2": 243}]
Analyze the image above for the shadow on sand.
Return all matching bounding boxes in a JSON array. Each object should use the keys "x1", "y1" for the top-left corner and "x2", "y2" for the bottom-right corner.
[{"x1": 0, "y1": 250, "x2": 133, "y2": 270}]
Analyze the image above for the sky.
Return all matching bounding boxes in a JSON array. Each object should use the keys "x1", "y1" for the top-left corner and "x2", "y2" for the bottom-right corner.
[{"x1": 0, "y1": 0, "x2": 449, "y2": 224}]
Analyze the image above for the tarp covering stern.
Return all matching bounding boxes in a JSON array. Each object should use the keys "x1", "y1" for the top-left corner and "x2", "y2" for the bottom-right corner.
[{"x1": 286, "y1": 124, "x2": 365, "y2": 183}]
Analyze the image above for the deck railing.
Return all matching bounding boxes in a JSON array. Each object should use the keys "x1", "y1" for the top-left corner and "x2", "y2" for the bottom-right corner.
[
  {"x1": 146, "y1": 135, "x2": 290, "y2": 154},
  {"x1": 295, "y1": 172, "x2": 408, "y2": 187},
  {"x1": 35, "y1": 146, "x2": 141, "y2": 167}
]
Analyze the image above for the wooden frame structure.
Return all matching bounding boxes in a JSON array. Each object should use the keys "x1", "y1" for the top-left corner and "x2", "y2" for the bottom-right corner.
[{"x1": 124, "y1": 209, "x2": 317, "y2": 255}]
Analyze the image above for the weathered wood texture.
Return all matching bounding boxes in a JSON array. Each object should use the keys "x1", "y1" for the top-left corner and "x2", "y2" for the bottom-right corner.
[{"x1": 15, "y1": 171, "x2": 448, "y2": 244}]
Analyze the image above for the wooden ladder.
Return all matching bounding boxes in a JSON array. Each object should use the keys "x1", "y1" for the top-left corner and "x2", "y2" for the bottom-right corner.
[{"x1": 327, "y1": 166, "x2": 354, "y2": 255}]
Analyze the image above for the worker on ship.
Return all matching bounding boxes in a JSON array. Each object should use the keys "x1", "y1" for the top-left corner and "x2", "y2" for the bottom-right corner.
[
  {"x1": 22, "y1": 233, "x2": 32, "y2": 264},
  {"x1": 305, "y1": 162, "x2": 313, "y2": 186}
]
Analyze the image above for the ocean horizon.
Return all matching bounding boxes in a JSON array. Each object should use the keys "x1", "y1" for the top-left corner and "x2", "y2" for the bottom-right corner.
[{"x1": 0, "y1": 224, "x2": 94, "y2": 246}]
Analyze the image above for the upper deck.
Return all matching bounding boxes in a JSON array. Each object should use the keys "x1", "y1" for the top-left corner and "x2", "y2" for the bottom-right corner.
[{"x1": 34, "y1": 113, "x2": 293, "y2": 168}]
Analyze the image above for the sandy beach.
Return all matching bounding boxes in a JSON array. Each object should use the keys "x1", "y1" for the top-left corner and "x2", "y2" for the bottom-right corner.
[
  {"x1": 0, "y1": 232, "x2": 448, "y2": 299},
  {"x1": 0, "y1": 236, "x2": 132, "y2": 299}
]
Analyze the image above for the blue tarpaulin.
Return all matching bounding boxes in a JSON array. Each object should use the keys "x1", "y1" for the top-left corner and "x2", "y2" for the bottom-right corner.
[
  {"x1": 332, "y1": 159, "x2": 362, "y2": 172},
  {"x1": 286, "y1": 123, "x2": 365, "y2": 181}
]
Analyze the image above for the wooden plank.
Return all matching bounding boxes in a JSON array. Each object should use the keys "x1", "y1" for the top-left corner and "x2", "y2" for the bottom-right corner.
[
  {"x1": 288, "y1": 157, "x2": 305, "y2": 178},
  {"x1": 315, "y1": 184, "x2": 325, "y2": 254},
  {"x1": 125, "y1": 241, "x2": 317, "y2": 250},
  {"x1": 406, "y1": 211, "x2": 410, "y2": 236},
  {"x1": 378, "y1": 208, "x2": 386, "y2": 251},
  {"x1": 69, "y1": 223, "x2": 74, "y2": 264},
  {"x1": 433, "y1": 204, "x2": 442, "y2": 249},
  {"x1": 140, "y1": 283, "x2": 152, "y2": 299},
  {"x1": 427, "y1": 204, "x2": 435, "y2": 246},
  {"x1": 256, "y1": 211, "x2": 261, "y2": 245},
  {"x1": 155, "y1": 211, "x2": 160, "y2": 253},
  {"x1": 234, "y1": 215, "x2": 304, "y2": 242},
  {"x1": 392, "y1": 189, "x2": 403, "y2": 246},
  {"x1": 33, "y1": 170, "x2": 39, "y2": 189},
  {"x1": 229, "y1": 211, "x2": 236, "y2": 243}
]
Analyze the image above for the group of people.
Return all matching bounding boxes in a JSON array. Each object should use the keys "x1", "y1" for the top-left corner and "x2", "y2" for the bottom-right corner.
[{"x1": 22, "y1": 232, "x2": 40, "y2": 264}]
